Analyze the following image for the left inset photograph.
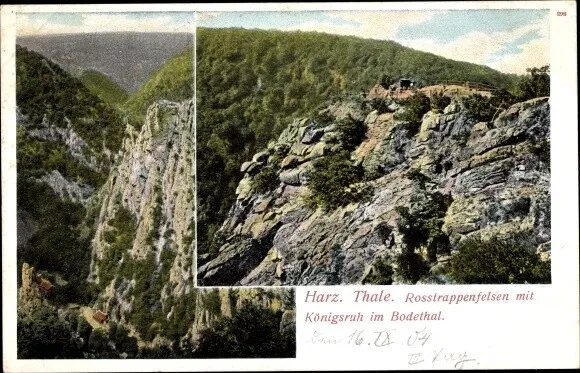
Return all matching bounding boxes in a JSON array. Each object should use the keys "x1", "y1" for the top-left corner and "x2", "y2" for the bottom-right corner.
[{"x1": 14, "y1": 11, "x2": 295, "y2": 359}]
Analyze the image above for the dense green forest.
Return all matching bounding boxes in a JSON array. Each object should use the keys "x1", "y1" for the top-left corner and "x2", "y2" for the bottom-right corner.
[
  {"x1": 16, "y1": 177, "x2": 97, "y2": 304},
  {"x1": 15, "y1": 44, "x2": 195, "y2": 293},
  {"x1": 16, "y1": 45, "x2": 126, "y2": 154},
  {"x1": 196, "y1": 27, "x2": 518, "y2": 256},
  {"x1": 80, "y1": 69, "x2": 129, "y2": 108},
  {"x1": 18, "y1": 44, "x2": 192, "y2": 131},
  {"x1": 123, "y1": 47, "x2": 193, "y2": 119},
  {"x1": 192, "y1": 300, "x2": 295, "y2": 358},
  {"x1": 18, "y1": 295, "x2": 295, "y2": 359}
]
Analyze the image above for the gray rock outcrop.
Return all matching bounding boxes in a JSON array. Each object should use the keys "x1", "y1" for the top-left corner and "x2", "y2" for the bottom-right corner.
[
  {"x1": 89, "y1": 99, "x2": 195, "y2": 320},
  {"x1": 39, "y1": 170, "x2": 95, "y2": 203},
  {"x1": 18, "y1": 263, "x2": 45, "y2": 314},
  {"x1": 198, "y1": 96, "x2": 551, "y2": 286},
  {"x1": 18, "y1": 109, "x2": 108, "y2": 173}
]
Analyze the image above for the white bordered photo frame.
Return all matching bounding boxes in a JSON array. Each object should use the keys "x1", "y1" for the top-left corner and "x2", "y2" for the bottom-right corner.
[{"x1": 2, "y1": 2, "x2": 578, "y2": 371}]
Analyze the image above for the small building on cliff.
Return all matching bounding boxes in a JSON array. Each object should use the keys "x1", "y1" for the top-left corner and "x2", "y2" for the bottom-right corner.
[{"x1": 92, "y1": 310, "x2": 108, "y2": 325}]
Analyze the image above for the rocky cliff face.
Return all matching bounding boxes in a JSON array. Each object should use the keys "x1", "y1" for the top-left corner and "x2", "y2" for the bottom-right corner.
[
  {"x1": 89, "y1": 99, "x2": 195, "y2": 314},
  {"x1": 84, "y1": 99, "x2": 294, "y2": 345},
  {"x1": 18, "y1": 263, "x2": 45, "y2": 314},
  {"x1": 197, "y1": 95, "x2": 550, "y2": 286},
  {"x1": 16, "y1": 109, "x2": 110, "y2": 203},
  {"x1": 16, "y1": 108, "x2": 112, "y2": 249},
  {"x1": 17, "y1": 109, "x2": 110, "y2": 173},
  {"x1": 18, "y1": 97, "x2": 295, "y2": 347}
]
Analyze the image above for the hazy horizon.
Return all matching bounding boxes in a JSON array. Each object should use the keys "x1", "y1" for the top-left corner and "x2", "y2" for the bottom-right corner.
[{"x1": 17, "y1": 32, "x2": 193, "y2": 93}]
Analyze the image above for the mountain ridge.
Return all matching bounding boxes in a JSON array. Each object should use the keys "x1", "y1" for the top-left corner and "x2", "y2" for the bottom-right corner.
[
  {"x1": 16, "y1": 41, "x2": 295, "y2": 359},
  {"x1": 123, "y1": 47, "x2": 193, "y2": 119},
  {"x1": 17, "y1": 32, "x2": 193, "y2": 93}
]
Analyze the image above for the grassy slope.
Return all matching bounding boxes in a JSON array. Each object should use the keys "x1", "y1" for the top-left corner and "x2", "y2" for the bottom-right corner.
[{"x1": 79, "y1": 69, "x2": 129, "y2": 108}]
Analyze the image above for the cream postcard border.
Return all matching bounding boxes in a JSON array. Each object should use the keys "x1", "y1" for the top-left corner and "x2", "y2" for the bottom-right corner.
[{"x1": 2, "y1": 2, "x2": 578, "y2": 371}]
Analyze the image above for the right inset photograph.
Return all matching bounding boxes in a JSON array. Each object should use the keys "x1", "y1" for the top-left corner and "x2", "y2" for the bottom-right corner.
[{"x1": 196, "y1": 10, "x2": 551, "y2": 286}]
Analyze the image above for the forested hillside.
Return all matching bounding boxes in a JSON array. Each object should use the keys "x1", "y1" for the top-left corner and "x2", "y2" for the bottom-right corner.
[
  {"x1": 123, "y1": 47, "x2": 193, "y2": 119},
  {"x1": 17, "y1": 45, "x2": 125, "y2": 154},
  {"x1": 196, "y1": 27, "x2": 518, "y2": 255},
  {"x1": 16, "y1": 43, "x2": 295, "y2": 358},
  {"x1": 198, "y1": 64, "x2": 551, "y2": 286},
  {"x1": 18, "y1": 34, "x2": 194, "y2": 125}
]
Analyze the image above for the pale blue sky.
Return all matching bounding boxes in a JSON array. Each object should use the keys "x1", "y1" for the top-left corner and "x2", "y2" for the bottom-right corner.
[
  {"x1": 395, "y1": 10, "x2": 546, "y2": 42},
  {"x1": 198, "y1": 11, "x2": 359, "y2": 29},
  {"x1": 17, "y1": 12, "x2": 195, "y2": 35}
]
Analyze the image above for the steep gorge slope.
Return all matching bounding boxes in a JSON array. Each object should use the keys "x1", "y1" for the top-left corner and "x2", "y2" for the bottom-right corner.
[
  {"x1": 89, "y1": 99, "x2": 196, "y2": 318},
  {"x1": 123, "y1": 47, "x2": 194, "y2": 119},
  {"x1": 80, "y1": 69, "x2": 129, "y2": 108},
  {"x1": 196, "y1": 27, "x2": 519, "y2": 258},
  {"x1": 16, "y1": 45, "x2": 295, "y2": 357},
  {"x1": 19, "y1": 261, "x2": 295, "y2": 357},
  {"x1": 16, "y1": 45, "x2": 125, "y2": 290},
  {"x1": 198, "y1": 92, "x2": 551, "y2": 286},
  {"x1": 85, "y1": 98, "x2": 294, "y2": 349}
]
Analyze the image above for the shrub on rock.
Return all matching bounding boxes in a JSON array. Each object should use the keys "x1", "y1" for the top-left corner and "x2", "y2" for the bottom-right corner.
[
  {"x1": 448, "y1": 236, "x2": 550, "y2": 284},
  {"x1": 305, "y1": 152, "x2": 371, "y2": 212}
]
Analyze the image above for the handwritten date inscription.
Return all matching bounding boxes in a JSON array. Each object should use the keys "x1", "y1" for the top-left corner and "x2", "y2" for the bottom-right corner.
[{"x1": 307, "y1": 327, "x2": 478, "y2": 370}]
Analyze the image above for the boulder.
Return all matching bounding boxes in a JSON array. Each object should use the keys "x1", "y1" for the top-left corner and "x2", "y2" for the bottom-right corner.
[
  {"x1": 301, "y1": 127, "x2": 325, "y2": 144},
  {"x1": 236, "y1": 176, "x2": 253, "y2": 199},
  {"x1": 241, "y1": 161, "x2": 255, "y2": 173},
  {"x1": 364, "y1": 110, "x2": 379, "y2": 125},
  {"x1": 254, "y1": 197, "x2": 273, "y2": 213},
  {"x1": 280, "y1": 155, "x2": 303, "y2": 169},
  {"x1": 306, "y1": 142, "x2": 330, "y2": 160},
  {"x1": 252, "y1": 150, "x2": 270, "y2": 163},
  {"x1": 280, "y1": 310, "x2": 296, "y2": 334},
  {"x1": 279, "y1": 169, "x2": 302, "y2": 186},
  {"x1": 19, "y1": 263, "x2": 44, "y2": 314}
]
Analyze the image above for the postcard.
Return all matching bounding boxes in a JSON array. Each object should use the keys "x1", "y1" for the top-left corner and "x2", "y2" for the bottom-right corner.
[{"x1": 1, "y1": 2, "x2": 578, "y2": 371}]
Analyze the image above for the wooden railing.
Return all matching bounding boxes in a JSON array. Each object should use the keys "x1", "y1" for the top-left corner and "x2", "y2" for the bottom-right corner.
[{"x1": 433, "y1": 80, "x2": 498, "y2": 92}]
